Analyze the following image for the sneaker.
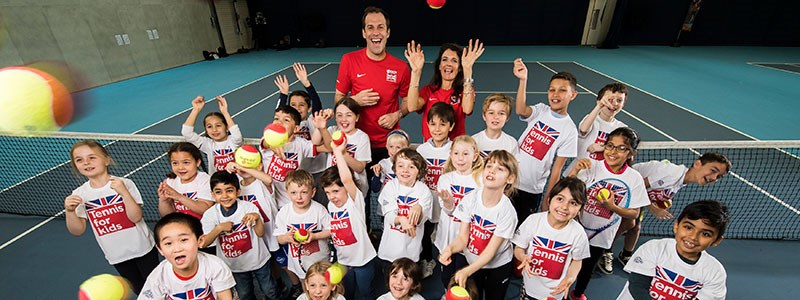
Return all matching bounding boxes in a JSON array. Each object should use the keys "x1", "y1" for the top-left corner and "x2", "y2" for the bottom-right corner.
[
  {"x1": 618, "y1": 251, "x2": 632, "y2": 266},
  {"x1": 422, "y1": 259, "x2": 436, "y2": 278},
  {"x1": 597, "y1": 251, "x2": 613, "y2": 274},
  {"x1": 569, "y1": 290, "x2": 587, "y2": 300}
]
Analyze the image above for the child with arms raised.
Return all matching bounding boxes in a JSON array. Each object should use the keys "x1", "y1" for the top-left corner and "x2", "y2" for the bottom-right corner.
[
  {"x1": 182, "y1": 95, "x2": 242, "y2": 172},
  {"x1": 64, "y1": 140, "x2": 158, "y2": 295},
  {"x1": 312, "y1": 97, "x2": 372, "y2": 194}
]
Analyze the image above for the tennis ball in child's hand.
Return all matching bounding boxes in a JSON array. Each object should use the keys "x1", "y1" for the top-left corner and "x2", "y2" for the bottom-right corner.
[
  {"x1": 427, "y1": 0, "x2": 446, "y2": 9},
  {"x1": 596, "y1": 188, "x2": 611, "y2": 201},
  {"x1": 0, "y1": 66, "x2": 73, "y2": 133},
  {"x1": 78, "y1": 274, "x2": 131, "y2": 300},
  {"x1": 654, "y1": 199, "x2": 672, "y2": 209},
  {"x1": 331, "y1": 130, "x2": 347, "y2": 146},
  {"x1": 445, "y1": 286, "x2": 470, "y2": 300},
  {"x1": 325, "y1": 262, "x2": 346, "y2": 284},
  {"x1": 262, "y1": 123, "x2": 288, "y2": 148},
  {"x1": 234, "y1": 145, "x2": 261, "y2": 169},
  {"x1": 293, "y1": 228, "x2": 309, "y2": 242}
]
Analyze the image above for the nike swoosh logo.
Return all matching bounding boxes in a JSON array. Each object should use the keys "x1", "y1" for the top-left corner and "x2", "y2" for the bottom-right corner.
[{"x1": 357, "y1": 73, "x2": 366, "y2": 78}]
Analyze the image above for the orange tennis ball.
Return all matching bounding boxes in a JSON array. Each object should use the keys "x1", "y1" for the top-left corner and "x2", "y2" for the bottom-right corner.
[
  {"x1": 262, "y1": 123, "x2": 288, "y2": 148},
  {"x1": 78, "y1": 274, "x2": 131, "y2": 300},
  {"x1": 325, "y1": 262, "x2": 346, "y2": 284},
  {"x1": 294, "y1": 228, "x2": 309, "y2": 242},
  {"x1": 0, "y1": 66, "x2": 73, "y2": 133},
  {"x1": 445, "y1": 286, "x2": 470, "y2": 300},
  {"x1": 654, "y1": 199, "x2": 672, "y2": 209},
  {"x1": 427, "y1": 0, "x2": 446, "y2": 9},
  {"x1": 331, "y1": 130, "x2": 347, "y2": 146},
  {"x1": 234, "y1": 144, "x2": 261, "y2": 169},
  {"x1": 596, "y1": 188, "x2": 611, "y2": 201}
]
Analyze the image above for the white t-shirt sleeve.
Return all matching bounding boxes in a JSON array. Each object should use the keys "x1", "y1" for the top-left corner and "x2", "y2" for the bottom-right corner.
[
  {"x1": 207, "y1": 255, "x2": 236, "y2": 292},
  {"x1": 138, "y1": 266, "x2": 167, "y2": 299},
  {"x1": 696, "y1": 270, "x2": 727, "y2": 300},
  {"x1": 623, "y1": 239, "x2": 658, "y2": 276},
  {"x1": 571, "y1": 223, "x2": 591, "y2": 260},
  {"x1": 274, "y1": 208, "x2": 289, "y2": 236},
  {"x1": 201, "y1": 207, "x2": 219, "y2": 235},
  {"x1": 378, "y1": 183, "x2": 396, "y2": 216},
  {"x1": 181, "y1": 124, "x2": 206, "y2": 148},
  {"x1": 354, "y1": 131, "x2": 372, "y2": 164},
  {"x1": 521, "y1": 103, "x2": 547, "y2": 122},
  {"x1": 512, "y1": 215, "x2": 536, "y2": 248},
  {"x1": 122, "y1": 178, "x2": 145, "y2": 205},
  {"x1": 195, "y1": 174, "x2": 213, "y2": 201},
  {"x1": 495, "y1": 202, "x2": 517, "y2": 239},
  {"x1": 555, "y1": 125, "x2": 578, "y2": 158},
  {"x1": 228, "y1": 124, "x2": 243, "y2": 146}
]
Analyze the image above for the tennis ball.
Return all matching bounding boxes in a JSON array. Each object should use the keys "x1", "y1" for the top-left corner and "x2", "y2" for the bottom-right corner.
[
  {"x1": 325, "y1": 262, "x2": 346, "y2": 284},
  {"x1": 596, "y1": 188, "x2": 610, "y2": 201},
  {"x1": 262, "y1": 123, "x2": 288, "y2": 148},
  {"x1": 331, "y1": 130, "x2": 347, "y2": 146},
  {"x1": 445, "y1": 286, "x2": 470, "y2": 300},
  {"x1": 294, "y1": 228, "x2": 309, "y2": 242},
  {"x1": 0, "y1": 66, "x2": 73, "y2": 133},
  {"x1": 427, "y1": 0, "x2": 446, "y2": 9},
  {"x1": 654, "y1": 199, "x2": 672, "y2": 209},
  {"x1": 78, "y1": 274, "x2": 131, "y2": 300},
  {"x1": 234, "y1": 144, "x2": 261, "y2": 169}
]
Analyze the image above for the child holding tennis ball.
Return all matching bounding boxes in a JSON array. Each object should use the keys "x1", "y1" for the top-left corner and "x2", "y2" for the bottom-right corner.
[
  {"x1": 567, "y1": 127, "x2": 649, "y2": 300},
  {"x1": 64, "y1": 140, "x2": 158, "y2": 295},
  {"x1": 182, "y1": 95, "x2": 243, "y2": 172}
]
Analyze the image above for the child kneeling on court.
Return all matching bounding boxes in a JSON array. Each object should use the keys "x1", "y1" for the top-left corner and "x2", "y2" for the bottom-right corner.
[
  {"x1": 616, "y1": 200, "x2": 729, "y2": 300},
  {"x1": 200, "y1": 171, "x2": 278, "y2": 300},
  {"x1": 139, "y1": 212, "x2": 235, "y2": 300}
]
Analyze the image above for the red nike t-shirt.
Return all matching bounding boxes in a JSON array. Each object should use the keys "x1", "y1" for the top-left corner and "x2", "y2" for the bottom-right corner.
[
  {"x1": 336, "y1": 49, "x2": 410, "y2": 148},
  {"x1": 418, "y1": 85, "x2": 470, "y2": 142}
]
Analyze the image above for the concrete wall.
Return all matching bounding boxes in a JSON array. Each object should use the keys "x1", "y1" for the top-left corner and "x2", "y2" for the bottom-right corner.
[{"x1": 0, "y1": 0, "x2": 220, "y2": 90}]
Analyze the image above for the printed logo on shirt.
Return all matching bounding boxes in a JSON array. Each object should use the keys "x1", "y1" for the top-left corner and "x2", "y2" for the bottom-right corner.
[
  {"x1": 297, "y1": 125, "x2": 311, "y2": 141},
  {"x1": 647, "y1": 188, "x2": 676, "y2": 204},
  {"x1": 382, "y1": 172, "x2": 397, "y2": 185},
  {"x1": 424, "y1": 158, "x2": 446, "y2": 191},
  {"x1": 528, "y1": 236, "x2": 572, "y2": 280},
  {"x1": 171, "y1": 284, "x2": 214, "y2": 299},
  {"x1": 467, "y1": 214, "x2": 496, "y2": 255},
  {"x1": 331, "y1": 143, "x2": 357, "y2": 166},
  {"x1": 85, "y1": 194, "x2": 135, "y2": 236},
  {"x1": 213, "y1": 148, "x2": 235, "y2": 172},
  {"x1": 588, "y1": 131, "x2": 609, "y2": 160},
  {"x1": 175, "y1": 192, "x2": 203, "y2": 220},
  {"x1": 239, "y1": 194, "x2": 270, "y2": 222},
  {"x1": 585, "y1": 180, "x2": 628, "y2": 219},
  {"x1": 650, "y1": 266, "x2": 703, "y2": 300},
  {"x1": 392, "y1": 195, "x2": 419, "y2": 232},
  {"x1": 220, "y1": 222, "x2": 253, "y2": 258},
  {"x1": 520, "y1": 121, "x2": 560, "y2": 160},
  {"x1": 287, "y1": 223, "x2": 320, "y2": 257},
  {"x1": 267, "y1": 152, "x2": 300, "y2": 182},
  {"x1": 330, "y1": 210, "x2": 357, "y2": 246},
  {"x1": 448, "y1": 185, "x2": 475, "y2": 220},
  {"x1": 386, "y1": 69, "x2": 397, "y2": 83}
]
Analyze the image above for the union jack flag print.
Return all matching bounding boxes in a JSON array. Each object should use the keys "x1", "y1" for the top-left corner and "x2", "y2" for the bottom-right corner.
[
  {"x1": 650, "y1": 266, "x2": 703, "y2": 300},
  {"x1": 535, "y1": 121, "x2": 560, "y2": 139},
  {"x1": 531, "y1": 236, "x2": 572, "y2": 254},
  {"x1": 170, "y1": 285, "x2": 214, "y2": 300},
  {"x1": 85, "y1": 194, "x2": 123, "y2": 210}
]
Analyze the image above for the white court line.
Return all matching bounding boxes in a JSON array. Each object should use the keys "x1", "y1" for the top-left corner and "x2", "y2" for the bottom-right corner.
[
  {"x1": 746, "y1": 62, "x2": 800, "y2": 75},
  {"x1": 539, "y1": 61, "x2": 800, "y2": 216},
  {"x1": 0, "y1": 63, "x2": 332, "y2": 249}
]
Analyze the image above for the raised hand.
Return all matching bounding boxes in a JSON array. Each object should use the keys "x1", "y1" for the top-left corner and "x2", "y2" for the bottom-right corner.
[
  {"x1": 461, "y1": 39, "x2": 485, "y2": 70},
  {"x1": 513, "y1": 58, "x2": 528, "y2": 80},
  {"x1": 216, "y1": 96, "x2": 229, "y2": 115},
  {"x1": 404, "y1": 41, "x2": 425, "y2": 72},
  {"x1": 311, "y1": 110, "x2": 330, "y2": 131},
  {"x1": 241, "y1": 213, "x2": 260, "y2": 227},
  {"x1": 109, "y1": 177, "x2": 127, "y2": 195},
  {"x1": 191, "y1": 96, "x2": 205, "y2": 111},
  {"x1": 293, "y1": 63, "x2": 310, "y2": 86},
  {"x1": 438, "y1": 189, "x2": 455, "y2": 211},
  {"x1": 64, "y1": 195, "x2": 82, "y2": 212},
  {"x1": 274, "y1": 75, "x2": 290, "y2": 95}
]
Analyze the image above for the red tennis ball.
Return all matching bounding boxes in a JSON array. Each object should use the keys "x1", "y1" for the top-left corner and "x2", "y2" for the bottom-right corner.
[
  {"x1": 427, "y1": 0, "x2": 446, "y2": 9},
  {"x1": 0, "y1": 66, "x2": 73, "y2": 133},
  {"x1": 331, "y1": 130, "x2": 347, "y2": 146},
  {"x1": 234, "y1": 144, "x2": 261, "y2": 169},
  {"x1": 262, "y1": 123, "x2": 288, "y2": 148},
  {"x1": 294, "y1": 228, "x2": 309, "y2": 242},
  {"x1": 445, "y1": 286, "x2": 470, "y2": 300}
]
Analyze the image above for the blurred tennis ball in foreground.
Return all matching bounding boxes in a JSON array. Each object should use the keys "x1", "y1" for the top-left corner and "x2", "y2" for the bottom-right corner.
[{"x1": 0, "y1": 66, "x2": 73, "y2": 133}]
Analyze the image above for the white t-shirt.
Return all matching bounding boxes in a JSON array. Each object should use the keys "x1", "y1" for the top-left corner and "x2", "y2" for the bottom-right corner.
[
  {"x1": 577, "y1": 160, "x2": 649, "y2": 248},
  {"x1": 511, "y1": 212, "x2": 590, "y2": 300},
  {"x1": 300, "y1": 116, "x2": 329, "y2": 174},
  {"x1": 472, "y1": 129, "x2": 519, "y2": 159},
  {"x1": 516, "y1": 103, "x2": 578, "y2": 194},
  {"x1": 164, "y1": 172, "x2": 213, "y2": 220},
  {"x1": 297, "y1": 294, "x2": 346, "y2": 300},
  {"x1": 377, "y1": 157, "x2": 396, "y2": 187},
  {"x1": 239, "y1": 179, "x2": 279, "y2": 251},
  {"x1": 274, "y1": 201, "x2": 331, "y2": 279},
  {"x1": 618, "y1": 238, "x2": 726, "y2": 300},
  {"x1": 452, "y1": 188, "x2": 518, "y2": 269},
  {"x1": 434, "y1": 172, "x2": 480, "y2": 252},
  {"x1": 633, "y1": 160, "x2": 689, "y2": 205},
  {"x1": 377, "y1": 292, "x2": 425, "y2": 300},
  {"x1": 73, "y1": 178, "x2": 155, "y2": 264},
  {"x1": 181, "y1": 124, "x2": 243, "y2": 173},
  {"x1": 377, "y1": 179, "x2": 433, "y2": 262},
  {"x1": 566, "y1": 115, "x2": 626, "y2": 172},
  {"x1": 260, "y1": 137, "x2": 316, "y2": 209},
  {"x1": 415, "y1": 139, "x2": 452, "y2": 223},
  {"x1": 328, "y1": 190, "x2": 376, "y2": 267},
  {"x1": 201, "y1": 201, "x2": 270, "y2": 272},
  {"x1": 138, "y1": 252, "x2": 236, "y2": 300},
  {"x1": 324, "y1": 126, "x2": 372, "y2": 193}
]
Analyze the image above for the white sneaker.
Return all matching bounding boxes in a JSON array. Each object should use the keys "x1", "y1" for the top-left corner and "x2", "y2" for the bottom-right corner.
[
  {"x1": 422, "y1": 259, "x2": 436, "y2": 278},
  {"x1": 597, "y1": 251, "x2": 613, "y2": 274}
]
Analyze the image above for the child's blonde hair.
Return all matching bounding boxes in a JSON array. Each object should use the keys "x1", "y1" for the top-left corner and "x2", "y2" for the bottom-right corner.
[
  {"x1": 69, "y1": 140, "x2": 112, "y2": 176},
  {"x1": 484, "y1": 150, "x2": 519, "y2": 196},
  {"x1": 303, "y1": 261, "x2": 344, "y2": 299},
  {"x1": 286, "y1": 169, "x2": 315, "y2": 189},
  {"x1": 443, "y1": 135, "x2": 484, "y2": 185},
  {"x1": 481, "y1": 93, "x2": 512, "y2": 115},
  {"x1": 386, "y1": 129, "x2": 411, "y2": 147}
]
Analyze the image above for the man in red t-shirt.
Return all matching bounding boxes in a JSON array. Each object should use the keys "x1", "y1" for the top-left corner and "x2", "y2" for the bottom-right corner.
[{"x1": 335, "y1": 6, "x2": 411, "y2": 155}]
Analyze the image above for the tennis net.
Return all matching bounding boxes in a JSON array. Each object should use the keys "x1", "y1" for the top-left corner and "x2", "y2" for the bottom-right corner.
[{"x1": 1, "y1": 132, "x2": 798, "y2": 240}]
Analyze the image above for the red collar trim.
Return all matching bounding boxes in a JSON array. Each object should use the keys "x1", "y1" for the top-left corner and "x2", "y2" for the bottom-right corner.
[{"x1": 604, "y1": 160, "x2": 627, "y2": 175}]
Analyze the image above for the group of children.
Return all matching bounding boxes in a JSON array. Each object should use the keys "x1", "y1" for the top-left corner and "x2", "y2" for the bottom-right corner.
[{"x1": 63, "y1": 57, "x2": 733, "y2": 300}]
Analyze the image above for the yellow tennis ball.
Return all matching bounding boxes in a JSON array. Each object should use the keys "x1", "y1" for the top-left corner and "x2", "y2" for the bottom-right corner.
[
  {"x1": 234, "y1": 144, "x2": 261, "y2": 168},
  {"x1": 596, "y1": 188, "x2": 611, "y2": 201},
  {"x1": 0, "y1": 66, "x2": 73, "y2": 133},
  {"x1": 78, "y1": 274, "x2": 131, "y2": 300},
  {"x1": 325, "y1": 262, "x2": 346, "y2": 284},
  {"x1": 445, "y1": 286, "x2": 470, "y2": 300},
  {"x1": 262, "y1": 123, "x2": 288, "y2": 148}
]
